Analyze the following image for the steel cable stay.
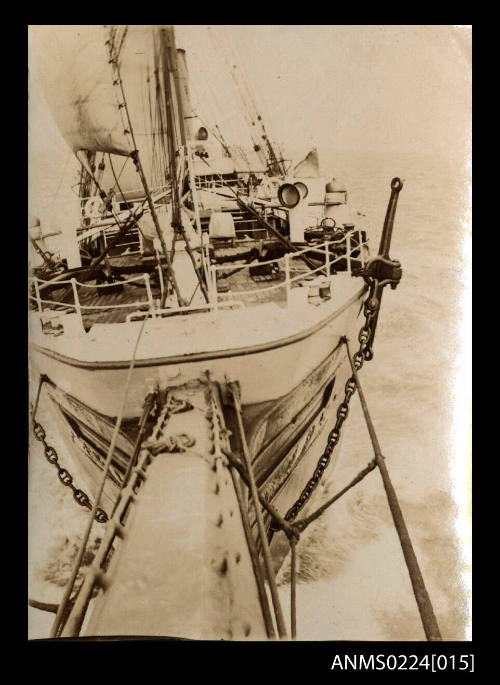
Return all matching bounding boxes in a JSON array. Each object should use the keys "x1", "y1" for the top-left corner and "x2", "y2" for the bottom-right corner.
[
  {"x1": 43, "y1": 148, "x2": 73, "y2": 226},
  {"x1": 206, "y1": 28, "x2": 267, "y2": 169},
  {"x1": 188, "y1": 48, "x2": 249, "y2": 165},
  {"x1": 30, "y1": 164, "x2": 434, "y2": 640},
  {"x1": 221, "y1": 332, "x2": 440, "y2": 640},
  {"x1": 227, "y1": 380, "x2": 288, "y2": 639},
  {"x1": 58, "y1": 392, "x2": 190, "y2": 637},
  {"x1": 30, "y1": 301, "x2": 437, "y2": 638},
  {"x1": 223, "y1": 177, "x2": 439, "y2": 641},
  {"x1": 214, "y1": 175, "x2": 440, "y2": 640},
  {"x1": 226, "y1": 338, "x2": 441, "y2": 640},
  {"x1": 344, "y1": 338, "x2": 442, "y2": 642},
  {"x1": 48, "y1": 312, "x2": 149, "y2": 638},
  {"x1": 214, "y1": 27, "x2": 286, "y2": 176},
  {"x1": 221, "y1": 439, "x2": 377, "y2": 640},
  {"x1": 56, "y1": 146, "x2": 151, "y2": 296},
  {"x1": 106, "y1": 151, "x2": 171, "y2": 303}
]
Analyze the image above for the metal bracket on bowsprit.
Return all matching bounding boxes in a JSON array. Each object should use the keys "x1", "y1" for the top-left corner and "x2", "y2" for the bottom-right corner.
[{"x1": 360, "y1": 254, "x2": 402, "y2": 291}]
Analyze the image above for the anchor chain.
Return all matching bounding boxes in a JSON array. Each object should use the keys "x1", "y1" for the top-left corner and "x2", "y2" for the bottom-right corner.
[
  {"x1": 281, "y1": 300, "x2": 375, "y2": 523},
  {"x1": 30, "y1": 407, "x2": 108, "y2": 524},
  {"x1": 55, "y1": 390, "x2": 196, "y2": 637},
  {"x1": 282, "y1": 252, "x2": 402, "y2": 523}
]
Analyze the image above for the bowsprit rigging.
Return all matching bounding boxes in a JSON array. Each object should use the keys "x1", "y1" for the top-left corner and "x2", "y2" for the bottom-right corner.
[{"x1": 28, "y1": 25, "x2": 441, "y2": 642}]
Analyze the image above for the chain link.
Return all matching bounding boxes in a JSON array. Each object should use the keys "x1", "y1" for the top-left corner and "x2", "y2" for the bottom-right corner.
[
  {"x1": 30, "y1": 412, "x2": 109, "y2": 524},
  {"x1": 283, "y1": 288, "x2": 379, "y2": 523}
]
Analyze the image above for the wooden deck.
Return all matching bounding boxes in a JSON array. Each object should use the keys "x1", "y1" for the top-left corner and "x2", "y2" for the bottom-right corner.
[
  {"x1": 32, "y1": 247, "x2": 319, "y2": 329},
  {"x1": 215, "y1": 261, "x2": 316, "y2": 308},
  {"x1": 36, "y1": 276, "x2": 161, "y2": 329},
  {"x1": 77, "y1": 281, "x2": 160, "y2": 327},
  {"x1": 216, "y1": 267, "x2": 288, "y2": 307}
]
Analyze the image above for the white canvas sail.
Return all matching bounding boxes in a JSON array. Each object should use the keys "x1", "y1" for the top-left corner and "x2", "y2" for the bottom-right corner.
[
  {"x1": 32, "y1": 26, "x2": 134, "y2": 155},
  {"x1": 32, "y1": 26, "x2": 169, "y2": 195}
]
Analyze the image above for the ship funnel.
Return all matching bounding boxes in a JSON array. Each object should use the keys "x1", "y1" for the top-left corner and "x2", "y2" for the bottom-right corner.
[
  {"x1": 278, "y1": 183, "x2": 301, "y2": 208},
  {"x1": 176, "y1": 48, "x2": 195, "y2": 141}
]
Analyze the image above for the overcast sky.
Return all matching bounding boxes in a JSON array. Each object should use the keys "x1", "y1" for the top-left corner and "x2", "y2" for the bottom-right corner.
[
  {"x1": 188, "y1": 25, "x2": 470, "y2": 158},
  {"x1": 29, "y1": 25, "x2": 471, "y2": 166}
]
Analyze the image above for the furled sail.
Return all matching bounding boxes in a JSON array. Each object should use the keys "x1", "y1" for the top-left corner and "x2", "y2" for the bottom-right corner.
[{"x1": 32, "y1": 26, "x2": 169, "y2": 195}]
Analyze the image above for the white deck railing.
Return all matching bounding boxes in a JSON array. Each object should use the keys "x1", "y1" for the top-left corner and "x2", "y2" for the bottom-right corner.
[
  {"x1": 29, "y1": 233, "x2": 369, "y2": 331},
  {"x1": 208, "y1": 233, "x2": 369, "y2": 306},
  {"x1": 29, "y1": 273, "x2": 156, "y2": 329}
]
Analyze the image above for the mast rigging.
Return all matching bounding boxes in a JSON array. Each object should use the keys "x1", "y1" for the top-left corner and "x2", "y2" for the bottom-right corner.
[{"x1": 107, "y1": 26, "x2": 185, "y2": 308}]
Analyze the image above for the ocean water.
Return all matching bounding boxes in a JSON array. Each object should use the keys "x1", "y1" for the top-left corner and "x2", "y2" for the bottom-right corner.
[{"x1": 27, "y1": 151, "x2": 471, "y2": 640}]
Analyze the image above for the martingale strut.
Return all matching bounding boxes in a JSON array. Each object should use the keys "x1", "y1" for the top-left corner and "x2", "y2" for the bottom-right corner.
[{"x1": 281, "y1": 177, "x2": 404, "y2": 524}]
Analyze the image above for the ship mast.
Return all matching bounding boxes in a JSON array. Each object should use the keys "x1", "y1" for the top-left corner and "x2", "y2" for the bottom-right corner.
[
  {"x1": 158, "y1": 26, "x2": 210, "y2": 302},
  {"x1": 106, "y1": 26, "x2": 185, "y2": 308}
]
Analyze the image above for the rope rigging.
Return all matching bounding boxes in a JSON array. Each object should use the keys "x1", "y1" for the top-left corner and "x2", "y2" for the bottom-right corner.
[
  {"x1": 49, "y1": 311, "x2": 150, "y2": 638},
  {"x1": 218, "y1": 182, "x2": 439, "y2": 640},
  {"x1": 159, "y1": 26, "x2": 210, "y2": 304},
  {"x1": 206, "y1": 28, "x2": 270, "y2": 173},
  {"x1": 186, "y1": 49, "x2": 246, "y2": 165},
  {"x1": 194, "y1": 153, "x2": 318, "y2": 272},
  {"x1": 106, "y1": 26, "x2": 185, "y2": 309},
  {"x1": 206, "y1": 27, "x2": 286, "y2": 177},
  {"x1": 30, "y1": 32, "x2": 439, "y2": 642}
]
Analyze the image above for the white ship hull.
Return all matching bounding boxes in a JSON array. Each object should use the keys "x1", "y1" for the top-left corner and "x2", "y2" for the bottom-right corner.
[{"x1": 30, "y1": 276, "x2": 365, "y2": 415}]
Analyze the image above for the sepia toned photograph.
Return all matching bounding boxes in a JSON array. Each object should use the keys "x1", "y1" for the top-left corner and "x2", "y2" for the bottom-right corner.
[{"x1": 28, "y1": 24, "x2": 471, "y2": 642}]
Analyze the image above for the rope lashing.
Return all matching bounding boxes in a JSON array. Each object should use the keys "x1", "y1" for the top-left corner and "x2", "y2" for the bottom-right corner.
[
  {"x1": 49, "y1": 313, "x2": 149, "y2": 638},
  {"x1": 60, "y1": 448, "x2": 154, "y2": 637},
  {"x1": 143, "y1": 433, "x2": 195, "y2": 455},
  {"x1": 54, "y1": 390, "x2": 197, "y2": 635},
  {"x1": 111, "y1": 390, "x2": 157, "y2": 517},
  {"x1": 344, "y1": 337, "x2": 442, "y2": 642},
  {"x1": 223, "y1": 351, "x2": 437, "y2": 641},
  {"x1": 221, "y1": 447, "x2": 296, "y2": 539},
  {"x1": 105, "y1": 28, "x2": 185, "y2": 308}
]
